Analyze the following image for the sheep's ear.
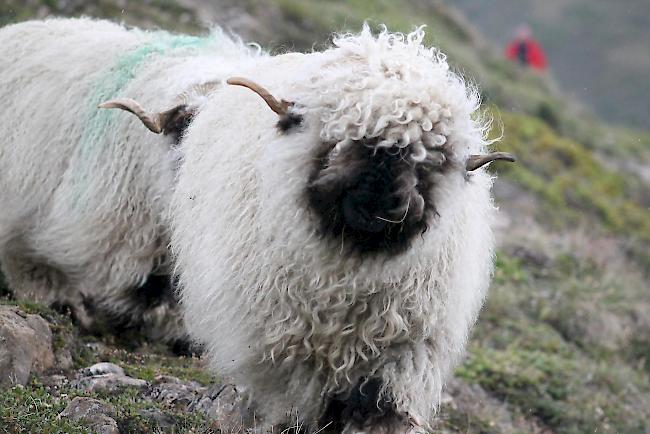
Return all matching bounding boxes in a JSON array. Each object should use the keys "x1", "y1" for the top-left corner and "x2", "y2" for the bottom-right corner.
[
  {"x1": 99, "y1": 99, "x2": 195, "y2": 140},
  {"x1": 466, "y1": 152, "x2": 516, "y2": 171}
]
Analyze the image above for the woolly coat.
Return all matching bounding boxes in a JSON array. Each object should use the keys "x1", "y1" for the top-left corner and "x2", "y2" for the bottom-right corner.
[
  {"x1": 0, "y1": 18, "x2": 257, "y2": 341},
  {"x1": 0, "y1": 18, "x2": 497, "y2": 432}
]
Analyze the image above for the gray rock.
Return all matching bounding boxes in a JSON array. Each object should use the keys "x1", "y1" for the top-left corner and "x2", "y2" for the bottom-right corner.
[
  {"x1": 137, "y1": 408, "x2": 177, "y2": 430},
  {"x1": 0, "y1": 306, "x2": 55, "y2": 387},
  {"x1": 72, "y1": 363, "x2": 148, "y2": 393},
  {"x1": 72, "y1": 372, "x2": 148, "y2": 393},
  {"x1": 59, "y1": 396, "x2": 120, "y2": 434},
  {"x1": 82, "y1": 362, "x2": 125, "y2": 377},
  {"x1": 54, "y1": 346, "x2": 74, "y2": 371},
  {"x1": 190, "y1": 384, "x2": 247, "y2": 432},
  {"x1": 147, "y1": 375, "x2": 207, "y2": 407},
  {"x1": 85, "y1": 341, "x2": 109, "y2": 353},
  {"x1": 42, "y1": 374, "x2": 69, "y2": 389}
]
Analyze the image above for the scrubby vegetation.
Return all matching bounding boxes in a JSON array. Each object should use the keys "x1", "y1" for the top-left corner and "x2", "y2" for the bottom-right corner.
[
  {"x1": 0, "y1": 0, "x2": 201, "y2": 32},
  {"x1": 1, "y1": 0, "x2": 648, "y2": 433},
  {"x1": 0, "y1": 368, "x2": 216, "y2": 434}
]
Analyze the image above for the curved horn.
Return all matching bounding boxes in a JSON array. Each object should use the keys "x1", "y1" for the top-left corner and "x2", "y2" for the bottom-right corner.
[
  {"x1": 226, "y1": 76, "x2": 290, "y2": 116},
  {"x1": 175, "y1": 80, "x2": 221, "y2": 105},
  {"x1": 466, "y1": 152, "x2": 516, "y2": 171},
  {"x1": 98, "y1": 98, "x2": 165, "y2": 134}
]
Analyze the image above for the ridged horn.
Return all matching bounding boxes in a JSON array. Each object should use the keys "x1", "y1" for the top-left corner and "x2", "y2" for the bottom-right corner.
[
  {"x1": 226, "y1": 76, "x2": 291, "y2": 116},
  {"x1": 466, "y1": 152, "x2": 516, "y2": 171},
  {"x1": 98, "y1": 98, "x2": 174, "y2": 134}
]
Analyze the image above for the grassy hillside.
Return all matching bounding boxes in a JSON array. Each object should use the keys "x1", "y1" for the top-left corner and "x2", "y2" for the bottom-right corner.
[
  {"x1": 454, "y1": 0, "x2": 650, "y2": 130},
  {"x1": 1, "y1": 1, "x2": 649, "y2": 433}
]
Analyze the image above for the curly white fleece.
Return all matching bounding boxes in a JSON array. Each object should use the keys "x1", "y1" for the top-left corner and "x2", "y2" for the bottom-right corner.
[
  {"x1": 0, "y1": 18, "x2": 259, "y2": 342},
  {"x1": 172, "y1": 24, "x2": 497, "y2": 431},
  {"x1": 298, "y1": 26, "x2": 484, "y2": 159},
  {"x1": 0, "y1": 17, "x2": 497, "y2": 431}
]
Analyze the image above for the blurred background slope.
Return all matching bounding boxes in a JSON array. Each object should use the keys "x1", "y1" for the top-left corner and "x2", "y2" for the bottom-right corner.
[
  {"x1": 1, "y1": 0, "x2": 649, "y2": 432},
  {"x1": 454, "y1": 0, "x2": 650, "y2": 130}
]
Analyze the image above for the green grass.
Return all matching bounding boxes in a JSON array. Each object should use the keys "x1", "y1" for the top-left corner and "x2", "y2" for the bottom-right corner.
[
  {"x1": 463, "y1": 250, "x2": 650, "y2": 433},
  {"x1": 80, "y1": 346, "x2": 215, "y2": 385},
  {"x1": 0, "y1": 0, "x2": 202, "y2": 33},
  {"x1": 0, "y1": 382, "x2": 89, "y2": 434},
  {"x1": 0, "y1": 378, "x2": 217, "y2": 434},
  {"x1": 491, "y1": 110, "x2": 650, "y2": 269},
  {"x1": 457, "y1": 345, "x2": 650, "y2": 433}
]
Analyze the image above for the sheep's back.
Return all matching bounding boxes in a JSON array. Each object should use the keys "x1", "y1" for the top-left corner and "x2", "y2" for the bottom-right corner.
[{"x1": 0, "y1": 18, "x2": 146, "y2": 233}]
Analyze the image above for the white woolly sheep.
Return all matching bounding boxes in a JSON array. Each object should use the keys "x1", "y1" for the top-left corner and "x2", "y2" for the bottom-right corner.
[
  {"x1": 0, "y1": 18, "x2": 513, "y2": 432},
  {"x1": 0, "y1": 18, "x2": 239, "y2": 347}
]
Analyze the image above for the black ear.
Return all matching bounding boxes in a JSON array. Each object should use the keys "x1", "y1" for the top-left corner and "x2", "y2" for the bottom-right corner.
[
  {"x1": 98, "y1": 99, "x2": 196, "y2": 144},
  {"x1": 158, "y1": 105, "x2": 196, "y2": 143}
]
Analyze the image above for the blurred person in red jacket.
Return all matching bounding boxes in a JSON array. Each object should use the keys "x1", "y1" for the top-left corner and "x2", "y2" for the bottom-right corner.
[{"x1": 505, "y1": 24, "x2": 547, "y2": 71}]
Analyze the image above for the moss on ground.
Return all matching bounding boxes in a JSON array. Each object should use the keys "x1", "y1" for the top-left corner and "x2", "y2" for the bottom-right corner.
[
  {"x1": 0, "y1": 378, "x2": 217, "y2": 434},
  {"x1": 492, "y1": 110, "x2": 650, "y2": 269},
  {"x1": 465, "y1": 250, "x2": 650, "y2": 433},
  {"x1": 457, "y1": 345, "x2": 650, "y2": 433}
]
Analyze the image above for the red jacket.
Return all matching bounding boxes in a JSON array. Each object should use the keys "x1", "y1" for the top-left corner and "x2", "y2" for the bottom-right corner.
[{"x1": 506, "y1": 38, "x2": 547, "y2": 70}]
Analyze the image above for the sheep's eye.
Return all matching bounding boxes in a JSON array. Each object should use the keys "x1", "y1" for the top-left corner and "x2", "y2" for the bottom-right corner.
[{"x1": 277, "y1": 113, "x2": 303, "y2": 133}]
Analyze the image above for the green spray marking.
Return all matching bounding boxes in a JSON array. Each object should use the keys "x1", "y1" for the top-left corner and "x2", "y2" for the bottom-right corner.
[{"x1": 73, "y1": 32, "x2": 214, "y2": 207}]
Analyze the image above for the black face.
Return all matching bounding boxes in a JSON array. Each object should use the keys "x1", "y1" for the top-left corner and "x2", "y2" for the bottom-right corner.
[{"x1": 307, "y1": 138, "x2": 452, "y2": 256}]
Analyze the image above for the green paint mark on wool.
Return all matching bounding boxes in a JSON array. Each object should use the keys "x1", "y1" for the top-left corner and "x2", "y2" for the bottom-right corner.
[
  {"x1": 73, "y1": 32, "x2": 213, "y2": 208},
  {"x1": 96, "y1": 33, "x2": 210, "y2": 103}
]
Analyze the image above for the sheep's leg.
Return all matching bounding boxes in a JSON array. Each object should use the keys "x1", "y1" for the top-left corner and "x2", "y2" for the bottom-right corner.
[
  {"x1": 1, "y1": 252, "x2": 62, "y2": 304},
  {"x1": 317, "y1": 377, "x2": 415, "y2": 434},
  {"x1": 0, "y1": 242, "x2": 94, "y2": 327}
]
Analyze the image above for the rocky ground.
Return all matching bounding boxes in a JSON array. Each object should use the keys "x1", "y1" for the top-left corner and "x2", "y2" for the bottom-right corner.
[
  {"x1": 1, "y1": 302, "x2": 541, "y2": 434},
  {"x1": 0, "y1": 302, "x2": 243, "y2": 433}
]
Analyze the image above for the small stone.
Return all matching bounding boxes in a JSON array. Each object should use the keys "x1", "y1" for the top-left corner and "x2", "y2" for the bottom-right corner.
[
  {"x1": 138, "y1": 408, "x2": 177, "y2": 430},
  {"x1": 54, "y1": 347, "x2": 74, "y2": 371},
  {"x1": 42, "y1": 374, "x2": 69, "y2": 389},
  {"x1": 59, "y1": 397, "x2": 119, "y2": 434},
  {"x1": 147, "y1": 375, "x2": 207, "y2": 407},
  {"x1": 0, "y1": 306, "x2": 55, "y2": 387},
  {"x1": 85, "y1": 341, "x2": 108, "y2": 353},
  {"x1": 72, "y1": 372, "x2": 148, "y2": 393},
  {"x1": 190, "y1": 384, "x2": 248, "y2": 431},
  {"x1": 82, "y1": 362, "x2": 125, "y2": 377}
]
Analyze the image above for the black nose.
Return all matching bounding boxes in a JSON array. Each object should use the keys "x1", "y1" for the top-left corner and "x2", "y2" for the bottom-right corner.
[
  {"x1": 307, "y1": 140, "x2": 437, "y2": 255},
  {"x1": 340, "y1": 158, "x2": 397, "y2": 233},
  {"x1": 341, "y1": 191, "x2": 388, "y2": 233}
]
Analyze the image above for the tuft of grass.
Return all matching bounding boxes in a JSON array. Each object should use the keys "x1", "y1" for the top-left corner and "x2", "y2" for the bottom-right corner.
[{"x1": 0, "y1": 381, "x2": 89, "y2": 434}]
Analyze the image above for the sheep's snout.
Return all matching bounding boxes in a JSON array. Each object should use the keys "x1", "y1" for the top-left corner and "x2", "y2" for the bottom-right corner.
[
  {"x1": 341, "y1": 191, "x2": 389, "y2": 233},
  {"x1": 307, "y1": 139, "x2": 439, "y2": 255}
]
